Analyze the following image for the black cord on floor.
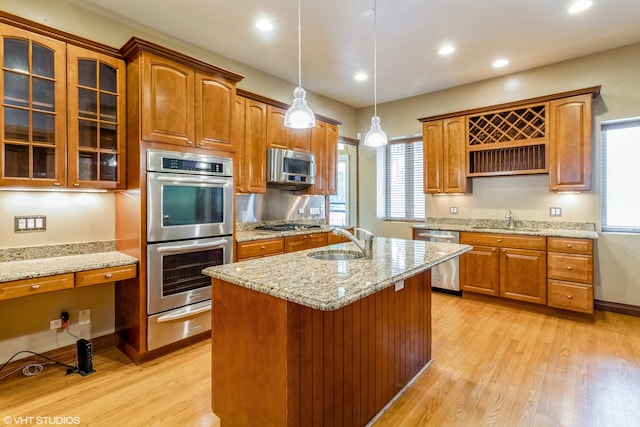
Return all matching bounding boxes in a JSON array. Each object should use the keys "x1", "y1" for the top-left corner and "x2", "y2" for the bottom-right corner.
[{"x1": 0, "y1": 350, "x2": 78, "y2": 376}]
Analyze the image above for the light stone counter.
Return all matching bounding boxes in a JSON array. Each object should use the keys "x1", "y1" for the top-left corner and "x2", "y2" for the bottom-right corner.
[
  {"x1": 0, "y1": 241, "x2": 138, "y2": 283},
  {"x1": 235, "y1": 224, "x2": 352, "y2": 243},
  {"x1": 203, "y1": 237, "x2": 471, "y2": 311},
  {"x1": 413, "y1": 217, "x2": 598, "y2": 239}
]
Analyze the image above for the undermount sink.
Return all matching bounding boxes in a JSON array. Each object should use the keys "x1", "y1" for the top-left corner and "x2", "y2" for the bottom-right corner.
[{"x1": 307, "y1": 250, "x2": 364, "y2": 261}]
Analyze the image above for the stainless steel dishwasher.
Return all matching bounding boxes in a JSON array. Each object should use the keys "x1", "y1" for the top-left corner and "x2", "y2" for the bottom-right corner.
[{"x1": 414, "y1": 229, "x2": 461, "y2": 295}]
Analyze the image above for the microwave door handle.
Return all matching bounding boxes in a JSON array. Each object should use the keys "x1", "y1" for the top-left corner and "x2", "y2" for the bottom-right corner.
[
  {"x1": 156, "y1": 239, "x2": 230, "y2": 254},
  {"x1": 311, "y1": 159, "x2": 317, "y2": 178},
  {"x1": 156, "y1": 176, "x2": 230, "y2": 185}
]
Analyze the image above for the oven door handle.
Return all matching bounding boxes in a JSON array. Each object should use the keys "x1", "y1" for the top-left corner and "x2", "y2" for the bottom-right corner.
[
  {"x1": 156, "y1": 239, "x2": 230, "y2": 254},
  {"x1": 157, "y1": 303, "x2": 212, "y2": 323},
  {"x1": 156, "y1": 175, "x2": 231, "y2": 185}
]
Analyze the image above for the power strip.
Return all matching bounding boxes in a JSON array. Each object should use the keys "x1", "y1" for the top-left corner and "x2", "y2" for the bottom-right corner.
[{"x1": 76, "y1": 339, "x2": 95, "y2": 376}]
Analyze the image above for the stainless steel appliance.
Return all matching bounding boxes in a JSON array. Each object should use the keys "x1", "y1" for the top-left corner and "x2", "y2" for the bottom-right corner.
[
  {"x1": 145, "y1": 149, "x2": 233, "y2": 350},
  {"x1": 414, "y1": 229, "x2": 461, "y2": 295},
  {"x1": 267, "y1": 148, "x2": 316, "y2": 189}
]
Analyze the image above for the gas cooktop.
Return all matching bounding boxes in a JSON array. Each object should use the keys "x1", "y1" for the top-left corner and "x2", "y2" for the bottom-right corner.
[{"x1": 254, "y1": 223, "x2": 322, "y2": 232}]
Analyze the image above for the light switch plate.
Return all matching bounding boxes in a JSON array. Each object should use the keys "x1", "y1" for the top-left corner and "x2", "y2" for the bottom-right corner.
[
  {"x1": 449, "y1": 206, "x2": 458, "y2": 214},
  {"x1": 14, "y1": 215, "x2": 46, "y2": 233},
  {"x1": 549, "y1": 207, "x2": 562, "y2": 217}
]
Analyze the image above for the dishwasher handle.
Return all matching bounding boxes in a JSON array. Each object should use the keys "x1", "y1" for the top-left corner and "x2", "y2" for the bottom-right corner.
[{"x1": 417, "y1": 233, "x2": 456, "y2": 241}]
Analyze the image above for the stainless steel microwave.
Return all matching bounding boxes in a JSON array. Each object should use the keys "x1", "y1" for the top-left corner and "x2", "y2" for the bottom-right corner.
[{"x1": 266, "y1": 148, "x2": 316, "y2": 190}]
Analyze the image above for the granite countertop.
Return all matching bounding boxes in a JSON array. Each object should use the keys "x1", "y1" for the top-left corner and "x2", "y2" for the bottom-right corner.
[
  {"x1": 236, "y1": 224, "x2": 353, "y2": 243},
  {"x1": 0, "y1": 241, "x2": 138, "y2": 283},
  {"x1": 413, "y1": 217, "x2": 598, "y2": 239},
  {"x1": 203, "y1": 237, "x2": 471, "y2": 311}
]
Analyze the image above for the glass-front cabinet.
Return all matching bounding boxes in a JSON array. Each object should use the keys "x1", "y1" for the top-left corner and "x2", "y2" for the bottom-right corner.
[
  {"x1": 1, "y1": 24, "x2": 66, "y2": 187},
  {"x1": 67, "y1": 46, "x2": 126, "y2": 189}
]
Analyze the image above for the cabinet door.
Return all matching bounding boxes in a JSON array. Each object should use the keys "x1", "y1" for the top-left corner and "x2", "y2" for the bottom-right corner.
[
  {"x1": 243, "y1": 99, "x2": 267, "y2": 193},
  {"x1": 234, "y1": 96, "x2": 247, "y2": 192},
  {"x1": 549, "y1": 94, "x2": 592, "y2": 192},
  {"x1": 284, "y1": 235, "x2": 307, "y2": 253},
  {"x1": 307, "y1": 232, "x2": 328, "y2": 249},
  {"x1": 325, "y1": 123, "x2": 338, "y2": 195},
  {"x1": 460, "y1": 245, "x2": 499, "y2": 296},
  {"x1": 195, "y1": 71, "x2": 235, "y2": 152},
  {"x1": 308, "y1": 120, "x2": 326, "y2": 195},
  {"x1": 266, "y1": 105, "x2": 289, "y2": 149},
  {"x1": 140, "y1": 52, "x2": 194, "y2": 146},
  {"x1": 442, "y1": 117, "x2": 469, "y2": 193},
  {"x1": 67, "y1": 45, "x2": 126, "y2": 189},
  {"x1": 500, "y1": 248, "x2": 547, "y2": 304},
  {"x1": 422, "y1": 120, "x2": 444, "y2": 194},
  {"x1": 1, "y1": 25, "x2": 67, "y2": 187}
]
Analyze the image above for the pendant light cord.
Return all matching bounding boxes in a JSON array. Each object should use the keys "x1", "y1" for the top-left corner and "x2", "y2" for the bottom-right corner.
[
  {"x1": 373, "y1": 0, "x2": 378, "y2": 118},
  {"x1": 297, "y1": 0, "x2": 302, "y2": 88}
]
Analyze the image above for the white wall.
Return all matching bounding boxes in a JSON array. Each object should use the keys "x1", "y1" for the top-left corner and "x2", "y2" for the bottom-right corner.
[{"x1": 358, "y1": 42, "x2": 640, "y2": 307}]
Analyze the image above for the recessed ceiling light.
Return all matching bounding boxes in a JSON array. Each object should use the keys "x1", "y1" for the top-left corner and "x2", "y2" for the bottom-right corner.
[
  {"x1": 255, "y1": 19, "x2": 273, "y2": 31},
  {"x1": 438, "y1": 45, "x2": 455, "y2": 55},
  {"x1": 568, "y1": 0, "x2": 593, "y2": 13},
  {"x1": 492, "y1": 59, "x2": 509, "y2": 68},
  {"x1": 354, "y1": 73, "x2": 368, "y2": 81}
]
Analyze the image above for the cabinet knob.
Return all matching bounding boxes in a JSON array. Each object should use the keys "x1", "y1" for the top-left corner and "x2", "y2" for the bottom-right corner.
[
  {"x1": 198, "y1": 142, "x2": 205, "y2": 147},
  {"x1": 73, "y1": 183, "x2": 80, "y2": 187},
  {"x1": 31, "y1": 284, "x2": 41, "y2": 289},
  {"x1": 187, "y1": 141, "x2": 193, "y2": 145},
  {"x1": 104, "y1": 273, "x2": 113, "y2": 279},
  {"x1": 502, "y1": 249, "x2": 506, "y2": 253},
  {"x1": 492, "y1": 249, "x2": 496, "y2": 252},
  {"x1": 260, "y1": 246, "x2": 265, "y2": 250},
  {"x1": 567, "y1": 266, "x2": 573, "y2": 270},
  {"x1": 497, "y1": 239, "x2": 502, "y2": 243},
  {"x1": 567, "y1": 244, "x2": 573, "y2": 248},
  {"x1": 567, "y1": 295, "x2": 573, "y2": 299},
  {"x1": 53, "y1": 182, "x2": 61, "y2": 187}
]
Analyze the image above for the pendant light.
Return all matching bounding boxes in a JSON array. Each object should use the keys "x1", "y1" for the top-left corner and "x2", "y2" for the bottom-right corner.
[
  {"x1": 284, "y1": 0, "x2": 315, "y2": 129},
  {"x1": 363, "y1": 0, "x2": 387, "y2": 147}
]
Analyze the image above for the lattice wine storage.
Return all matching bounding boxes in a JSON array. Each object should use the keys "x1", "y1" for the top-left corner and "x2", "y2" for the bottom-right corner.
[{"x1": 467, "y1": 103, "x2": 548, "y2": 176}]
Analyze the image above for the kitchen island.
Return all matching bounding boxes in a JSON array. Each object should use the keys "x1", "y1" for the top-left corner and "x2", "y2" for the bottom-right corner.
[{"x1": 203, "y1": 237, "x2": 471, "y2": 427}]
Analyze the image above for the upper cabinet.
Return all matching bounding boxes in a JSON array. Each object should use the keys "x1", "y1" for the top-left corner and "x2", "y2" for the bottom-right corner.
[
  {"x1": 122, "y1": 37, "x2": 243, "y2": 154},
  {"x1": 0, "y1": 24, "x2": 67, "y2": 187},
  {"x1": 235, "y1": 96, "x2": 267, "y2": 194},
  {"x1": 308, "y1": 120, "x2": 338, "y2": 196},
  {"x1": 266, "y1": 104, "x2": 310, "y2": 152},
  {"x1": 0, "y1": 17, "x2": 126, "y2": 190},
  {"x1": 418, "y1": 86, "x2": 599, "y2": 193},
  {"x1": 67, "y1": 45, "x2": 126, "y2": 189},
  {"x1": 548, "y1": 94, "x2": 592, "y2": 192}
]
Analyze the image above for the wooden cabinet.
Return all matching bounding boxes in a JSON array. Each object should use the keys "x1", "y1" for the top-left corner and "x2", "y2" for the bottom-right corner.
[
  {"x1": 422, "y1": 118, "x2": 470, "y2": 194},
  {"x1": 235, "y1": 97, "x2": 267, "y2": 193},
  {"x1": 75, "y1": 264, "x2": 137, "y2": 288},
  {"x1": 0, "y1": 24, "x2": 67, "y2": 187},
  {"x1": 327, "y1": 228, "x2": 354, "y2": 244},
  {"x1": 547, "y1": 237, "x2": 594, "y2": 313},
  {"x1": 136, "y1": 50, "x2": 236, "y2": 152},
  {"x1": 548, "y1": 94, "x2": 592, "y2": 192},
  {"x1": 460, "y1": 232, "x2": 547, "y2": 304},
  {"x1": 236, "y1": 238, "x2": 284, "y2": 261},
  {"x1": 266, "y1": 105, "x2": 310, "y2": 152},
  {"x1": 308, "y1": 121, "x2": 339, "y2": 195},
  {"x1": 67, "y1": 45, "x2": 126, "y2": 189},
  {"x1": 0, "y1": 273, "x2": 74, "y2": 301},
  {"x1": 284, "y1": 233, "x2": 328, "y2": 253}
]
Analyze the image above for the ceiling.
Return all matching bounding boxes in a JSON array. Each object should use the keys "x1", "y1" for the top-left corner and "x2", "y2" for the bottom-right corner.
[{"x1": 84, "y1": 0, "x2": 640, "y2": 108}]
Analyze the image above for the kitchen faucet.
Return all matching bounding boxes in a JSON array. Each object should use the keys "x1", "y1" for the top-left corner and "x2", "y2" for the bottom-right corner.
[
  {"x1": 505, "y1": 209, "x2": 515, "y2": 229},
  {"x1": 332, "y1": 227, "x2": 374, "y2": 259}
]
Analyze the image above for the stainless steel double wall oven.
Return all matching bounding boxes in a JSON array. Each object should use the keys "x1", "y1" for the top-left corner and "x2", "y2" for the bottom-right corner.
[{"x1": 145, "y1": 149, "x2": 233, "y2": 350}]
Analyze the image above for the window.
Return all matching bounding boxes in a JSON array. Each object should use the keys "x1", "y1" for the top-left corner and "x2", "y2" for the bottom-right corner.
[
  {"x1": 376, "y1": 136, "x2": 425, "y2": 221},
  {"x1": 601, "y1": 119, "x2": 640, "y2": 232}
]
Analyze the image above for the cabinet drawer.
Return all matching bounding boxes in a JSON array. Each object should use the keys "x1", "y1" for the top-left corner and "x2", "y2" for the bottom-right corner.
[
  {"x1": 0, "y1": 273, "x2": 74, "y2": 301},
  {"x1": 237, "y1": 238, "x2": 284, "y2": 260},
  {"x1": 328, "y1": 229, "x2": 353, "y2": 244},
  {"x1": 307, "y1": 232, "x2": 328, "y2": 249},
  {"x1": 547, "y1": 280, "x2": 593, "y2": 314},
  {"x1": 460, "y1": 232, "x2": 546, "y2": 250},
  {"x1": 547, "y1": 253, "x2": 593, "y2": 283},
  {"x1": 75, "y1": 264, "x2": 137, "y2": 287},
  {"x1": 547, "y1": 237, "x2": 592, "y2": 255}
]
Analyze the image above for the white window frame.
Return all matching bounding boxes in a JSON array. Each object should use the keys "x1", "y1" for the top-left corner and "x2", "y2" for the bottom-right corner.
[
  {"x1": 601, "y1": 118, "x2": 640, "y2": 233},
  {"x1": 376, "y1": 136, "x2": 425, "y2": 222}
]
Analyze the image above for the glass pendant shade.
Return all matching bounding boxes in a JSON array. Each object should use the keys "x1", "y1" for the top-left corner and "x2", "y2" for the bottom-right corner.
[
  {"x1": 364, "y1": 115, "x2": 387, "y2": 147},
  {"x1": 284, "y1": 87, "x2": 315, "y2": 129}
]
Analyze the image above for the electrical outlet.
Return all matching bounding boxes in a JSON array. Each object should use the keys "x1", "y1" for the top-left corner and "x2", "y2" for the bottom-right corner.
[
  {"x1": 50, "y1": 319, "x2": 62, "y2": 330},
  {"x1": 449, "y1": 206, "x2": 458, "y2": 214},
  {"x1": 297, "y1": 208, "x2": 304, "y2": 214},
  {"x1": 549, "y1": 207, "x2": 562, "y2": 217},
  {"x1": 310, "y1": 207, "x2": 320, "y2": 215},
  {"x1": 79, "y1": 309, "x2": 91, "y2": 326},
  {"x1": 15, "y1": 215, "x2": 46, "y2": 233}
]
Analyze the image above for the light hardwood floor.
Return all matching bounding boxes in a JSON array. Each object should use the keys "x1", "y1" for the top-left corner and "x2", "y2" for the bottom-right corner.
[{"x1": 1, "y1": 293, "x2": 639, "y2": 426}]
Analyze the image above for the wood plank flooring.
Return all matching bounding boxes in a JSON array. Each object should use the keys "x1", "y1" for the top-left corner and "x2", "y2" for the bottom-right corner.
[{"x1": 1, "y1": 293, "x2": 639, "y2": 426}]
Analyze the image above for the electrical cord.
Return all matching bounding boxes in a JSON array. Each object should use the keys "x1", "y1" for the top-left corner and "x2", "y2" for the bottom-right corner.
[{"x1": 0, "y1": 350, "x2": 78, "y2": 380}]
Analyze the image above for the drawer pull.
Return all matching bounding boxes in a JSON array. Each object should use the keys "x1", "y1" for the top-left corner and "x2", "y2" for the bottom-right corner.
[
  {"x1": 104, "y1": 273, "x2": 113, "y2": 279},
  {"x1": 567, "y1": 295, "x2": 573, "y2": 299},
  {"x1": 260, "y1": 246, "x2": 265, "y2": 250},
  {"x1": 497, "y1": 239, "x2": 502, "y2": 243},
  {"x1": 566, "y1": 244, "x2": 573, "y2": 248},
  {"x1": 31, "y1": 284, "x2": 41, "y2": 289},
  {"x1": 567, "y1": 266, "x2": 573, "y2": 270},
  {"x1": 189, "y1": 325, "x2": 203, "y2": 332}
]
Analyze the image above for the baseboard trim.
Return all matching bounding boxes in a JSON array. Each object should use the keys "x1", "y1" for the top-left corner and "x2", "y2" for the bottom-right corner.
[
  {"x1": 0, "y1": 333, "x2": 116, "y2": 381},
  {"x1": 595, "y1": 300, "x2": 640, "y2": 317}
]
